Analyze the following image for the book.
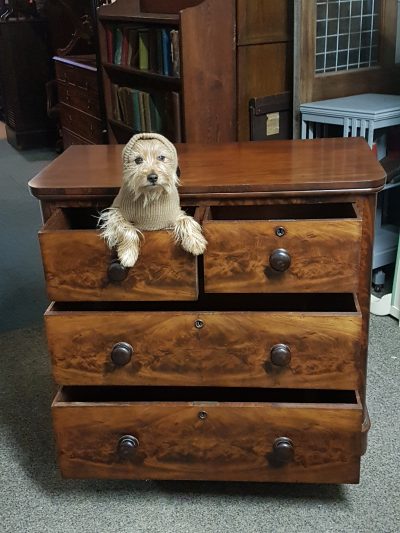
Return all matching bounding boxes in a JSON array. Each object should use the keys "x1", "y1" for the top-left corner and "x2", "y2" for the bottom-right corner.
[
  {"x1": 138, "y1": 91, "x2": 146, "y2": 130},
  {"x1": 150, "y1": 94, "x2": 162, "y2": 133},
  {"x1": 127, "y1": 28, "x2": 139, "y2": 67},
  {"x1": 110, "y1": 83, "x2": 121, "y2": 121},
  {"x1": 121, "y1": 27, "x2": 130, "y2": 66},
  {"x1": 105, "y1": 26, "x2": 113, "y2": 63},
  {"x1": 161, "y1": 28, "x2": 171, "y2": 76},
  {"x1": 138, "y1": 29, "x2": 149, "y2": 70},
  {"x1": 148, "y1": 28, "x2": 158, "y2": 73},
  {"x1": 156, "y1": 29, "x2": 163, "y2": 74},
  {"x1": 117, "y1": 86, "x2": 128, "y2": 122},
  {"x1": 114, "y1": 27, "x2": 123, "y2": 65},
  {"x1": 142, "y1": 92, "x2": 152, "y2": 131},
  {"x1": 132, "y1": 90, "x2": 141, "y2": 132},
  {"x1": 170, "y1": 30, "x2": 180, "y2": 77}
]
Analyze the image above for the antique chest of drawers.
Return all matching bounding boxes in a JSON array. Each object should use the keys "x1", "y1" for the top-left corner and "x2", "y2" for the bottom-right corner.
[
  {"x1": 54, "y1": 55, "x2": 105, "y2": 149},
  {"x1": 29, "y1": 138, "x2": 385, "y2": 484}
]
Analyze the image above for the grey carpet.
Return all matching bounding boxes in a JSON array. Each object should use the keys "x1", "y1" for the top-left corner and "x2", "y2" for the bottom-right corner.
[
  {"x1": 0, "y1": 316, "x2": 399, "y2": 533},
  {"x1": 1, "y1": 122, "x2": 399, "y2": 532}
]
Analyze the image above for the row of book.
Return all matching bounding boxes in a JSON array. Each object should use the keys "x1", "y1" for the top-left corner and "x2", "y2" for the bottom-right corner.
[
  {"x1": 106, "y1": 25, "x2": 180, "y2": 77},
  {"x1": 110, "y1": 84, "x2": 182, "y2": 142}
]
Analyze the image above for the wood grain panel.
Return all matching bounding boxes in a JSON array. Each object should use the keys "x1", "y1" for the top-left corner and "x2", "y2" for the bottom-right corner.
[
  {"x1": 237, "y1": 43, "x2": 291, "y2": 140},
  {"x1": 39, "y1": 210, "x2": 198, "y2": 301},
  {"x1": 204, "y1": 217, "x2": 362, "y2": 293},
  {"x1": 45, "y1": 308, "x2": 361, "y2": 388},
  {"x1": 28, "y1": 139, "x2": 386, "y2": 200},
  {"x1": 52, "y1": 391, "x2": 362, "y2": 482},
  {"x1": 237, "y1": 0, "x2": 292, "y2": 45}
]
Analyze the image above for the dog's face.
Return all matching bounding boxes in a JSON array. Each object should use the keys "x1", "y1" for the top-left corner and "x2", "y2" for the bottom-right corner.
[{"x1": 123, "y1": 138, "x2": 179, "y2": 202}]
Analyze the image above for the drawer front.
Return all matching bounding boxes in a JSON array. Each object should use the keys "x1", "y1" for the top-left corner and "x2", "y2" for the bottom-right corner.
[
  {"x1": 52, "y1": 387, "x2": 362, "y2": 483},
  {"x1": 203, "y1": 206, "x2": 362, "y2": 293},
  {"x1": 58, "y1": 82, "x2": 100, "y2": 117},
  {"x1": 62, "y1": 128, "x2": 94, "y2": 149},
  {"x1": 59, "y1": 103, "x2": 103, "y2": 144},
  {"x1": 45, "y1": 305, "x2": 361, "y2": 389},
  {"x1": 39, "y1": 209, "x2": 198, "y2": 301},
  {"x1": 55, "y1": 62, "x2": 98, "y2": 93}
]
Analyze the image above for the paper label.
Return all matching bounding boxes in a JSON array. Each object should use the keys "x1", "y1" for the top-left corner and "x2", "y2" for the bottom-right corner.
[{"x1": 266, "y1": 112, "x2": 280, "y2": 136}]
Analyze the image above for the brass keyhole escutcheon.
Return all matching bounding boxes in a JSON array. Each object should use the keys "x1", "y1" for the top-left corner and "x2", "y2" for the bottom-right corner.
[
  {"x1": 275, "y1": 226, "x2": 286, "y2": 237},
  {"x1": 198, "y1": 411, "x2": 207, "y2": 420},
  {"x1": 194, "y1": 319, "x2": 204, "y2": 329}
]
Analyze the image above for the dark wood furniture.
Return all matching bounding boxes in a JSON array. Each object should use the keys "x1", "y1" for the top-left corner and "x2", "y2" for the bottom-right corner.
[
  {"x1": 54, "y1": 55, "x2": 106, "y2": 148},
  {"x1": 0, "y1": 19, "x2": 55, "y2": 149},
  {"x1": 29, "y1": 137, "x2": 385, "y2": 483},
  {"x1": 97, "y1": 0, "x2": 293, "y2": 144}
]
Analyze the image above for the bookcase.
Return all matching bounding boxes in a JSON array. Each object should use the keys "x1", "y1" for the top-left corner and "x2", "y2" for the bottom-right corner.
[{"x1": 97, "y1": 0, "x2": 236, "y2": 144}]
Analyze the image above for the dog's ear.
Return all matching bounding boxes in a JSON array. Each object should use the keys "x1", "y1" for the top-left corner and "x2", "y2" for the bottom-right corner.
[{"x1": 176, "y1": 166, "x2": 181, "y2": 178}]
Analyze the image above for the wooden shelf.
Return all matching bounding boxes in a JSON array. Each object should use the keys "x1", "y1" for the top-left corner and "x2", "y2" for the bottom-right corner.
[
  {"x1": 98, "y1": 13, "x2": 179, "y2": 24},
  {"x1": 104, "y1": 62, "x2": 181, "y2": 90},
  {"x1": 108, "y1": 118, "x2": 135, "y2": 132}
]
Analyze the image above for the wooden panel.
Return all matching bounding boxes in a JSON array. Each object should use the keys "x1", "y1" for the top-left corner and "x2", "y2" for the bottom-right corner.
[
  {"x1": 62, "y1": 128, "x2": 94, "y2": 149},
  {"x1": 45, "y1": 306, "x2": 361, "y2": 389},
  {"x1": 59, "y1": 104, "x2": 103, "y2": 144},
  {"x1": 57, "y1": 82, "x2": 100, "y2": 118},
  {"x1": 28, "y1": 139, "x2": 386, "y2": 200},
  {"x1": 237, "y1": 0, "x2": 292, "y2": 45},
  {"x1": 52, "y1": 388, "x2": 362, "y2": 482},
  {"x1": 39, "y1": 209, "x2": 198, "y2": 301},
  {"x1": 204, "y1": 211, "x2": 362, "y2": 293},
  {"x1": 181, "y1": 0, "x2": 236, "y2": 142},
  {"x1": 140, "y1": 0, "x2": 202, "y2": 13},
  {"x1": 55, "y1": 61, "x2": 98, "y2": 93},
  {"x1": 237, "y1": 43, "x2": 291, "y2": 140}
]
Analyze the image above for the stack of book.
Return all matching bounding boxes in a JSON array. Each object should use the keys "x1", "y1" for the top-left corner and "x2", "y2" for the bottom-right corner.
[
  {"x1": 106, "y1": 25, "x2": 180, "y2": 77},
  {"x1": 110, "y1": 84, "x2": 182, "y2": 141}
]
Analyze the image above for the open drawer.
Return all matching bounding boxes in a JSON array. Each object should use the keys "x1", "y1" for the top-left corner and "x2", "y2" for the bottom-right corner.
[
  {"x1": 45, "y1": 293, "x2": 362, "y2": 390},
  {"x1": 52, "y1": 386, "x2": 363, "y2": 483},
  {"x1": 39, "y1": 207, "x2": 199, "y2": 301},
  {"x1": 202, "y1": 203, "x2": 362, "y2": 293}
]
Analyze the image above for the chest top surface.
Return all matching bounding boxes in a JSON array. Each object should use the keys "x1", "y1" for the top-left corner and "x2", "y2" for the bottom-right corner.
[{"x1": 28, "y1": 138, "x2": 385, "y2": 199}]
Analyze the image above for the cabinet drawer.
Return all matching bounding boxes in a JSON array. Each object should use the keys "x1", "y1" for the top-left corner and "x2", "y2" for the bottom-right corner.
[
  {"x1": 39, "y1": 208, "x2": 199, "y2": 301},
  {"x1": 203, "y1": 203, "x2": 362, "y2": 293},
  {"x1": 55, "y1": 62, "x2": 98, "y2": 93},
  {"x1": 58, "y1": 82, "x2": 100, "y2": 117},
  {"x1": 45, "y1": 294, "x2": 361, "y2": 389},
  {"x1": 52, "y1": 386, "x2": 363, "y2": 483},
  {"x1": 59, "y1": 103, "x2": 103, "y2": 144},
  {"x1": 62, "y1": 128, "x2": 94, "y2": 149}
]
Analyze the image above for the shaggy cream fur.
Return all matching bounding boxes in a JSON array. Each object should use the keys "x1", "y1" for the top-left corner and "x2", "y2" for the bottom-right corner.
[{"x1": 98, "y1": 133, "x2": 207, "y2": 267}]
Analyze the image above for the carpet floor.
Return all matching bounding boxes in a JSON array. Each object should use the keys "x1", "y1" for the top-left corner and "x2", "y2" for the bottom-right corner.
[{"x1": 0, "y1": 122, "x2": 399, "y2": 532}]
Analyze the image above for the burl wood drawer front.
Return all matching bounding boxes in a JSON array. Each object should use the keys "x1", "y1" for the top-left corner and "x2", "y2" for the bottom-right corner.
[
  {"x1": 203, "y1": 204, "x2": 362, "y2": 293},
  {"x1": 52, "y1": 387, "x2": 363, "y2": 483},
  {"x1": 59, "y1": 103, "x2": 103, "y2": 144},
  {"x1": 39, "y1": 208, "x2": 198, "y2": 301},
  {"x1": 57, "y1": 82, "x2": 100, "y2": 117},
  {"x1": 45, "y1": 294, "x2": 361, "y2": 389}
]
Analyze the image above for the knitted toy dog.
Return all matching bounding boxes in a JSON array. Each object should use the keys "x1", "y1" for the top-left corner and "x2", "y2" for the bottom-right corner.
[{"x1": 98, "y1": 133, "x2": 207, "y2": 268}]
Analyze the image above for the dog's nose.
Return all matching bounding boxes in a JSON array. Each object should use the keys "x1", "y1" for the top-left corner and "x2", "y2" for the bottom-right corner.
[{"x1": 147, "y1": 173, "x2": 158, "y2": 184}]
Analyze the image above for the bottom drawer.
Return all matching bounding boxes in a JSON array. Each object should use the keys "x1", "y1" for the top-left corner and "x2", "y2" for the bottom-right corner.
[{"x1": 53, "y1": 387, "x2": 363, "y2": 483}]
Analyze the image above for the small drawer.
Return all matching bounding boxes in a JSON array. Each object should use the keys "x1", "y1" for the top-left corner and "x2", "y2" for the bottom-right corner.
[
  {"x1": 45, "y1": 293, "x2": 361, "y2": 389},
  {"x1": 203, "y1": 203, "x2": 362, "y2": 293},
  {"x1": 52, "y1": 386, "x2": 363, "y2": 483},
  {"x1": 39, "y1": 208, "x2": 199, "y2": 301},
  {"x1": 62, "y1": 128, "x2": 94, "y2": 149},
  {"x1": 58, "y1": 82, "x2": 100, "y2": 117},
  {"x1": 55, "y1": 62, "x2": 98, "y2": 93},
  {"x1": 59, "y1": 103, "x2": 103, "y2": 144}
]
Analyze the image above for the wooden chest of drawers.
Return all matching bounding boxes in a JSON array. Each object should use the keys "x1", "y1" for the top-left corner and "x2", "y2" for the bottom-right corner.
[
  {"x1": 54, "y1": 55, "x2": 105, "y2": 149},
  {"x1": 29, "y1": 138, "x2": 385, "y2": 484}
]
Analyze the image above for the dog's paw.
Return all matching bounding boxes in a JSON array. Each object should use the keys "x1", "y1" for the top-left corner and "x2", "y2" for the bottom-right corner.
[
  {"x1": 181, "y1": 230, "x2": 208, "y2": 256},
  {"x1": 117, "y1": 241, "x2": 140, "y2": 268}
]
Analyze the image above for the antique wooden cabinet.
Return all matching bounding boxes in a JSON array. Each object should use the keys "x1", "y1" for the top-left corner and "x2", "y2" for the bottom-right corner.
[{"x1": 29, "y1": 138, "x2": 385, "y2": 483}]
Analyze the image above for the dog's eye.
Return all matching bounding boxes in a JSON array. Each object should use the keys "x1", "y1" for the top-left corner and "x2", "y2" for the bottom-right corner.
[
  {"x1": 157, "y1": 155, "x2": 166, "y2": 162},
  {"x1": 134, "y1": 157, "x2": 143, "y2": 165}
]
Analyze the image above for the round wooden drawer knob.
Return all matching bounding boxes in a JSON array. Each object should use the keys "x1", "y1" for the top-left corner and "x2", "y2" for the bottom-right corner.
[
  {"x1": 108, "y1": 260, "x2": 128, "y2": 282},
  {"x1": 270, "y1": 344, "x2": 291, "y2": 367},
  {"x1": 118, "y1": 435, "x2": 139, "y2": 457},
  {"x1": 273, "y1": 437, "x2": 294, "y2": 464},
  {"x1": 269, "y1": 248, "x2": 291, "y2": 272},
  {"x1": 111, "y1": 342, "x2": 133, "y2": 366}
]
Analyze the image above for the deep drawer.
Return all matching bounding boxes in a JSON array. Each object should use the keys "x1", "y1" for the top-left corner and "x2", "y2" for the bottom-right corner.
[
  {"x1": 39, "y1": 208, "x2": 199, "y2": 301},
  {"x1": 203, "y1": 203, "x2": 362, "y2": 293},
  {"x1": 52, "y1": 386, "x2": 363, "y2": 483},
  {"x1": 57, "y1": 82, "x2": 100, "y2": 117},
  {"x1": 59, "y1": 103, "x2": 103, "y2": 144},
  {"x1": 62, "y1": 128, "x2": 94, "y2": 148},
  {"x1": 45, "y1": 293, "x2": 361, "y2": 389}
]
